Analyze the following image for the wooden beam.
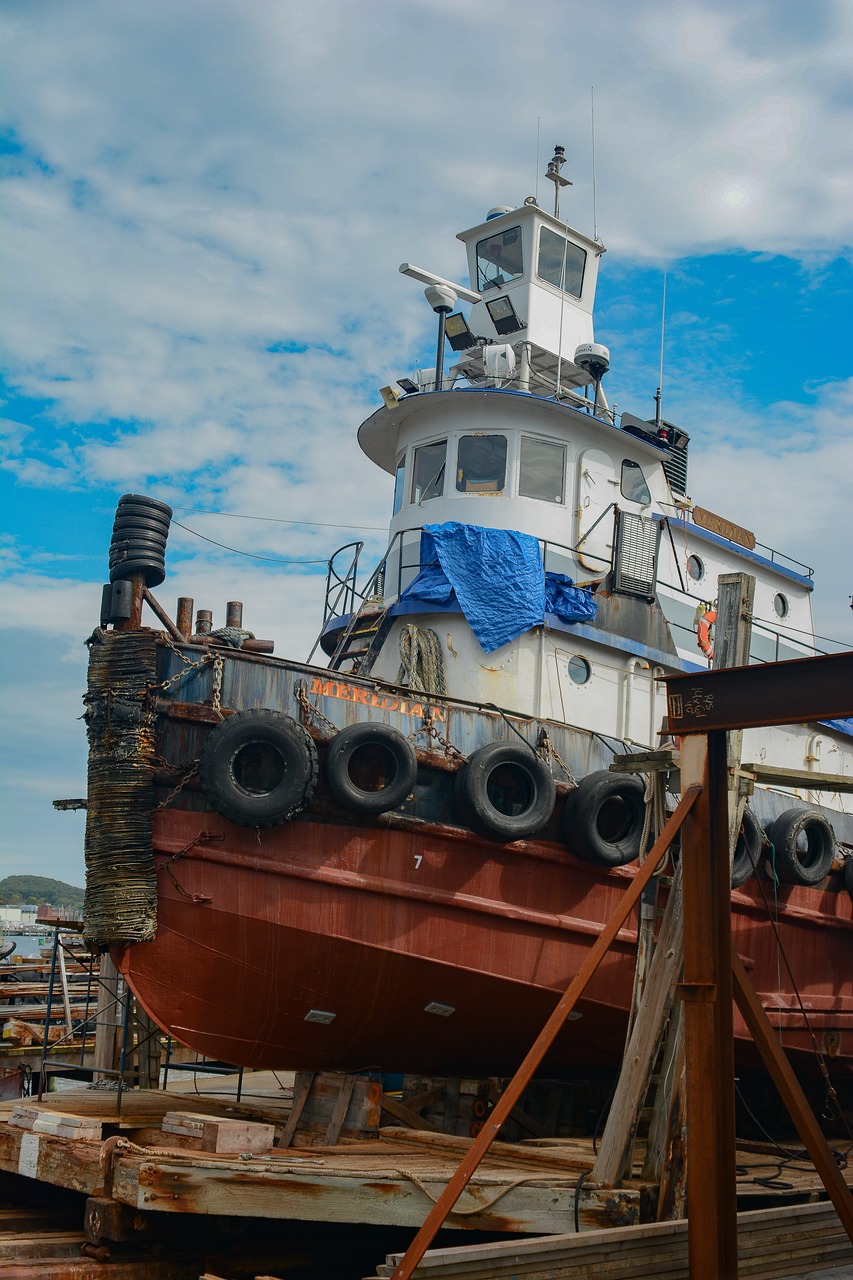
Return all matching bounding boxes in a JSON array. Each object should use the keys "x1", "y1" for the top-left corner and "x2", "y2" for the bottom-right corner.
[
  {"x1": 665, "y1": 649, "x2": 853, "y2": 734},
  {"x1": 742, "y1": 761, "x2": 853, "y2": 793},
  {"x1": 592, "y1": 872, "x2": 682, "y2": 1187}
]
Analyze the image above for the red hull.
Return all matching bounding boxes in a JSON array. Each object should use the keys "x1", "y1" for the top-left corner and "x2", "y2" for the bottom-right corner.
[{"x1": 116, "y1": 807, "x2": 853, "y2": 1079}]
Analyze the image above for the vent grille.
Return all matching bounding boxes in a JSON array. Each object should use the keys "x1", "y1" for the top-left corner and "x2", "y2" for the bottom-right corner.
[
  {"x1": 614, "y1": 511, "x2": 661, "y2": 599},
  {"x1": 662, "y1": 427, "x2": 690, "y2": 494}
]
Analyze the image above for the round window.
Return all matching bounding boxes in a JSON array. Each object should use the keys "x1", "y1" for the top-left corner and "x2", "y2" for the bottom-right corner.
[
  {"x1": 567, "y1": 656, "x2": 591, "y2": 685},
  {"x1": 774, "y1": 593, "x2": 789, "y2": 619},
  {"x1": 687, "y1": 554, "x2": 704, "y2": 582}
]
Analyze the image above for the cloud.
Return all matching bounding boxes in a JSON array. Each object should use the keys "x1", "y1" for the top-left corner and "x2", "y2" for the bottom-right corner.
[{"x1": 1, "y1": 0, "x2": 852, "y2": 879}]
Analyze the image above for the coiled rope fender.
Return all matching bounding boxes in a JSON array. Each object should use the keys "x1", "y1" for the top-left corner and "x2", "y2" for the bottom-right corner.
[
  {"x1": 399, "y1": 624, "x2": 446, "y2": 695},
  {"x1": 697, "y1": 607, "x2": 716, "y2": 658}
]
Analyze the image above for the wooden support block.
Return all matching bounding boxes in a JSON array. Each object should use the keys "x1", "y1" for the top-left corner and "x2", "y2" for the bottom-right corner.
[
  {"x1": 200, "y1": 1118, "x2": 275, "y2": 1155},
  {"x1": 161, "y1": 1111, "x2": 209, "y2": 1138}
]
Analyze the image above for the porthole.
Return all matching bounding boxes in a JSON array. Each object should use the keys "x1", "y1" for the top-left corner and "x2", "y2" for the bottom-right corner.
[
  {"x1": 567, "y1": 656, "x2": 591, "y2": 685},
  {"x1": 774, "y1": 593, "x2": 789, "y2": 619},
  {"x1": 687, "y1": 554, "x2": 704, "y2": 582}
]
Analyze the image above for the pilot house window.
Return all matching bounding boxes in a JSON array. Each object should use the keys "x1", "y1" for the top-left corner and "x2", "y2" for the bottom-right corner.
[
  {"x1": 476, "y1": 226, "x2": 524, "y2": 293},
  {"x1": 537, "y1": 227, "x2": 586, "y2": 298},
  {"x1": 519, "y1": 437, "x2": 565, "y2": 503},
  {"x1": 456, "y1": 434, "x2": 507, "y2": 493},
  {"x1": 412, "y1": 440, "x2": 446, "y2": 503},
  {"x1": 392, "y1": 453, "x2": 406, "y2": 514},
  {"x1": 620, "y1": 459, "x2": 651, "y2": 505}
]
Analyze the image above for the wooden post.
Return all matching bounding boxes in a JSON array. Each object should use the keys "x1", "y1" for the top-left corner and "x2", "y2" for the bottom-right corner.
[
  {"x1": 644, "y1": 572, "x2": 755, "y2": 1211},
  {"x1": 93, "y1": 952, "x2": 122, "y2": 1082},
  {"x1": 713, "y1": 573, "x2": 755, "y2": 862},
  {"x1": 680, "y1": 731, "x2": 739, "y2": 1279}
]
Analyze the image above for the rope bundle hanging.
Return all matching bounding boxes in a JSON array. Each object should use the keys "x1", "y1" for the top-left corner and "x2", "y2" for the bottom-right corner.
[
  {"x1": 83, "y1": 631, "x2": 158, "y2": 945},
  {"x1": 399, "y1": 624, "x2": 446, "y2": 696}
]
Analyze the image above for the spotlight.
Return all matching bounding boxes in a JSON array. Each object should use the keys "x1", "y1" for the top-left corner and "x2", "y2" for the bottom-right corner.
[{"x1": 486, "y1": 295, "x2": 526, "y2": 336}]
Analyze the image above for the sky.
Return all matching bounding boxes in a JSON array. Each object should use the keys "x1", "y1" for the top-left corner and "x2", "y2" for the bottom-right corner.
[{"x1": 1, "y1": 0, "x2": 851, "y2": 887}]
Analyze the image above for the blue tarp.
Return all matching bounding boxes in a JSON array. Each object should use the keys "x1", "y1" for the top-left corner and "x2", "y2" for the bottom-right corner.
[
  {"x1": 545, "y1": 572, "x2": 599, "y2": 625},
  {"x1": 400, "y1": 522, "x2": 596, "y2": 653}
]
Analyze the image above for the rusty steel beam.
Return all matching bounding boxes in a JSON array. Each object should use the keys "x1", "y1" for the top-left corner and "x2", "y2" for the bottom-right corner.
[
  {"x1": 731, "y1": 947, "x2": 853, "y2": 1244},
  {"x1": 665, "y1": 650, "x2": 853, "y2": 734},
  {"x1": 680, "y1": 732, "x2": 739, "y2": 1279},
  {"x1": 389, "y1": 784, "x2": 702, "y2": 1280}
]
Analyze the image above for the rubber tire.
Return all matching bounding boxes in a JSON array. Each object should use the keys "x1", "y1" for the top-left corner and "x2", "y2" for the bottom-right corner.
[
  {"x1": 113, "y1": 515, "x2": 172, "y2": 536},
  {"x1": 563, "y1": 770, "x2": 645, "y2": 867},
  {"x1": 118, "y1": 494, "x2": 173, "y2": 518},
  {"x1": 455, "y1": 742, "x2": 556, "y2": 843},
  {"x1": 108, "y1": 557, "x2": 166, "y2": 587},
  {"x1": 845, "y1": 857, "x2": 853, "y2": 903},
  {"x1": 198, "y1": 709, "x2": 318, "y2": 827},
  {"x1": 325, "y1": 722, "x2": 417, "y2": 815},
  {"x1": 731, "y1": 806, "x2": 764, "y2": 887},
  {"x1": 115, "y1": 500, "x2": 172, "y2": 520},
  {"x1": 110, "y1": 530, "x2": 170, "y2": 552},
  {"x1": 765, "y1": 807, "x2": 835, "y2": 886}
]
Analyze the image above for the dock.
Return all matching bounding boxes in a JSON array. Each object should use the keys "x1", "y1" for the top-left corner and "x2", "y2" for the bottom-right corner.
[{"x1": 0, "y1": 1081, "x2": 850, "y2": 1278}]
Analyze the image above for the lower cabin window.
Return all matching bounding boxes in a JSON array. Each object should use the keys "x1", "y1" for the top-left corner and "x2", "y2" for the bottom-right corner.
[
  {"x1": 567, "y1": 655, "x2": 591, "y2": 685},
  {"x1": 519, "y1": 436, "x2": 565, "y2": 503}
]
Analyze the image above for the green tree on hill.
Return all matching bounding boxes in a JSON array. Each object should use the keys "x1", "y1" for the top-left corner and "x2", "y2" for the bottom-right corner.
[{"x1": 0, "y1": 876, "x2": 85, "y2": 909}]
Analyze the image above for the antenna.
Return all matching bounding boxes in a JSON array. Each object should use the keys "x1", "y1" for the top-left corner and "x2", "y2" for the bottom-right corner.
[
  {"x1": 655, "y1": 261, "x2": 668, "y2": 432},
  {"x1": 535, "y1": 117, "x2": 541, "y2": 205},
  {"x1": 591, "y1": 87, "x2": 599, "y2": 242},
  {"x1": 545, "y1": 144, "x2": 572, "y2": 220}
]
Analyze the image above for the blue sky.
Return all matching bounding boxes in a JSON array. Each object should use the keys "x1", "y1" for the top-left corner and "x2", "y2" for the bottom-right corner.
[{"x1": 2, "y1": 0, "x2": 852, "y2": 886}]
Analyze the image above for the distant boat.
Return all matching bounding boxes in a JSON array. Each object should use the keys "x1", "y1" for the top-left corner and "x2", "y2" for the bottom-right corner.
[{"x1": 83, "y1": 145, "x2": 853, "y2": 1082}]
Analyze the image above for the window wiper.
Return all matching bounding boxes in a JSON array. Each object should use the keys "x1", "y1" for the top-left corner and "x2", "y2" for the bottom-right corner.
[{"x1": 418, "y1": 462, "x2": 445, "y2": 504}]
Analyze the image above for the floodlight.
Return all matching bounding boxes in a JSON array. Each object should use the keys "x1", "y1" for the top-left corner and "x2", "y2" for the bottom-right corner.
[
  {"x1": 444, "y1": 313, "x2": 477, "y2": 352},
  {"x1": 398, "y1": 377, "x2": 419, "y2": 395},
  {"x1": 486, "y1": 295, "x2": 525, "y2": 336}
]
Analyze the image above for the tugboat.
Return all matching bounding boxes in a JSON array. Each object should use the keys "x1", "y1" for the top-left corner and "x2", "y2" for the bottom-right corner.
[{"x1": 83, "y1": 148, "x2": 852, "y2": 1080}]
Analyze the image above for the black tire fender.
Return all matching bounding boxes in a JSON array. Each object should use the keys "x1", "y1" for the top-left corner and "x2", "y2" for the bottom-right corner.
[
  {"x1": 765, "y1": 807, "x2": 835, "y2": 886},
  {"x1": 198, "y1": 709, "x2": 318, "y2": 827},
  {"x1": 455, "y1": 741, "x2": 556, "y2": 843},
  {"x1": 325, "y1": 722, "x2": 417, "y2": 815},
  {"x1": 845, "y1": 857, "x2": 853, "y2": 903},
  {"x1": 563, "y1": 770, "x2": 646, "y2": 867},
  {"x1": 731, "y1": 806, "x2": 764, "y2": 888}
]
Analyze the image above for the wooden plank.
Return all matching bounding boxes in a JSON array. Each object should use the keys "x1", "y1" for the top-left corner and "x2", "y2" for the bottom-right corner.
[
  {"x1": 380, "y1": 1095, "x2": 440, "y2": 1132},
  {"x1": 275, "y1": 1070, "x2": 315, "y2": 1148},
  {"x1": 373, "y1": 1199, "x2": 851, "y2": 1278},
  {"x1": 742, "y1": 761, "x2": 853, "y2": 793},
  {"x1": 592, "y1": 870, "x2": 683, "y2": 1187},
  {"x1": 324, "y1": 1074, "x2": 356, "y2": 1146},
  {"x1": 109, "y1": 1154, "x2": 639, "y2": 1235}
]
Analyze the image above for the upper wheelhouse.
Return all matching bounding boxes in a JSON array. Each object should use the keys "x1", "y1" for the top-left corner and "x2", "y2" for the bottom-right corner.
[{"x1": 350, "y1": 153, "x2": 820, "y2": 686}]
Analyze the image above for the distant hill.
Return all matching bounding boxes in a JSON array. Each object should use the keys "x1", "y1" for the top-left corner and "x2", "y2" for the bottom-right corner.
[{"x1": 0, "y1": 876, "x2": 85, "y2": 909}]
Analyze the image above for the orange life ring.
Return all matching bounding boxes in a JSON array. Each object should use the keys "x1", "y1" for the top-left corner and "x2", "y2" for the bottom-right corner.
[{"x1": 697, "y1": 608, "x2": 716, "y2": 658}]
